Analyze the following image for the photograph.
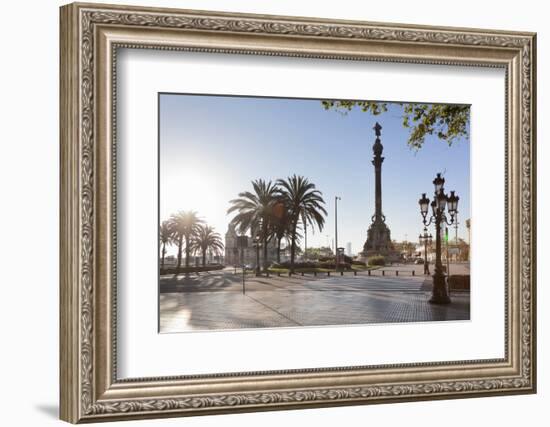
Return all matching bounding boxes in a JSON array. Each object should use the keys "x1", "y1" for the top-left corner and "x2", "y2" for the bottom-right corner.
[
  {"x1": 56, "y1": 0, "x2": 549, "y2": 426},
  {"x1": 55, "y1": 2, "x2": 537, "y2": 422},
  {"x1": 158, "y1": 93, "x2": 471, "y2": 332}
]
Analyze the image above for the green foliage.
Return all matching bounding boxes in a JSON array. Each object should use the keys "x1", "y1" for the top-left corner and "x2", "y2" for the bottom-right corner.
[
  {"x1": 393, "y1": 240, "x2": 417, "y2": 255},
  {"x1": 227, "y1": 179, "x2": 280, "y2": 270},
  {"x1": 190, "y1": 224, "x2": 224, "y2": 266},
  {"x1": 168, "y1": 210, "x2": 203, "y2": 270},
  {"x1": 304, "y1": 246, "x2": 333, "y2": 259},
  {"x1": 448, "y1": 274, "x2": 470, "y2": 290},
  {"x1": 226, "y1": 176, "x2": 327, "y2": 271},
  {"x1": 276, "y1": 175, "x2": 328, "y2": 271},
  {"x1": 227, "y1": 179, "x2": 279, "y2": 237},
  {"x1": 319, "y1": 261, "x2": 352, "y2": 270},
  {"x1": 159, "y1": 221, "x2": 175, "y2": 245},
  {"x1": 160, "y1": 264, "x2": 224, "y2": 275},
  {"x1": 321, "y1": 100, "x2": 470, "y2": 149},
  {"x1": 278, "y1": 261, "x2": 318, "y2": 269},
  {"x1": 367, "y1": 255, "x2": 386, "y2": 266},
  {"x1": 319, "y1": 254, "x2": 352, "y2": 264},
  {"x1": 161, "y1": 214, "x2": 225, "y2": 271},
  {"x1": 159, "y1": 220, "x2": 176, "y2": 268}
]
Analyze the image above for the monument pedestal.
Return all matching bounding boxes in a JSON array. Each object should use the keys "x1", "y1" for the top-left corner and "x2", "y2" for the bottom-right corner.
[
  {"x1": 361, "y1": 220, "x2": 399, "y2": 261},
  {"x1": 363, "y1": 219, "x2": 393, "y2": 255}
]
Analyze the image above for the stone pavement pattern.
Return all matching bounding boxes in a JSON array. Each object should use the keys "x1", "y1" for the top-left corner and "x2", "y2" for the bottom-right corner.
[{"x1": 159, "y1": 268, "x2": 470, "y2": 332}]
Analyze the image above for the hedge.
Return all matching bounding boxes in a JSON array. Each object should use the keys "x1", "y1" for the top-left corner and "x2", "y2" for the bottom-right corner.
[
  {"x1": 160, "y1": 264, "x2": 224, "y2": 275},
  {"x1": 367, "y1": 255, "x2": 386, "y2": 266},
  {"x1": 319, "y1": 261, "x2": 352, "y2": 270},
  {"x1": 448, "y1": 274, "x2": 470, "y2": 290}
]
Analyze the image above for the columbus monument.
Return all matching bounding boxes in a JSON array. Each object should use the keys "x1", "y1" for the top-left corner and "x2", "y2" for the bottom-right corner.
[{"x1": 363, "y1": 122, "x2": 394, "y2": 256}]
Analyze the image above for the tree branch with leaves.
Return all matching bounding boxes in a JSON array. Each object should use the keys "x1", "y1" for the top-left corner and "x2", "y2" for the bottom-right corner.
[{"x1": 321, "y1": 100, "x2": 470, "y2": 149}]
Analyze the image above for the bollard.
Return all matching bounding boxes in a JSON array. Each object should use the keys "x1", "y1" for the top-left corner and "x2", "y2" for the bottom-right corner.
[
  {"x1": 340, "y1": 271, "x2": 344, "y2": 276},
  {"x1": 412, "y1": 270, "x2": 415, "y2": 276},
  {"x1": 396, "y1": 270, "x2": 399, "y2": 276},
  {"x1": 368, "y1": 270, "x2": 371, "y2": 276},
  {"x1": 354, "y1": 270, "x2": 357, "y2": 276},
  {"x1": 301, "y1": 272, "x2": 304, "y2": 276},
  {"x1": 382, "y1": 270, "x2": 385, "y2": 276},
  {"x1": 314, "y1": 271, "x2": 317, "y2": 277},
  {"x1": 277, "y1": 272, "x2": 281, "y2": 277},
  {"x1": 327, "y1": 271, "x2": 331, "y2": 277},
  {"x1": 289, "y1": 272, "x2": 292, "y2": 277}
]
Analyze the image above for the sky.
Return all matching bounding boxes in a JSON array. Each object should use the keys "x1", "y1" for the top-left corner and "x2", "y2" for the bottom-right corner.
[{"x1": 159, "y1": 93, "x2": 470, "y2": 257}]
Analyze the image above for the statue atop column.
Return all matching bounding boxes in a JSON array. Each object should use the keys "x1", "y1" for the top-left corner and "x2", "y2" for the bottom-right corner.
[{"x1": 363, "y1": 122, "x2": 394, "y2": 256}]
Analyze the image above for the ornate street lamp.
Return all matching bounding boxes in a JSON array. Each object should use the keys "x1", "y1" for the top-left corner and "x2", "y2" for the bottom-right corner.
[
  {"x1": 418, "y1": 227, "x2": 433, "y2": 275},
  {"x1": 418, "y1": 173, "x2": 459, "y2": 304},
  {"x1": 433, "y1": 172, "x2": 445, "y2": 192}
]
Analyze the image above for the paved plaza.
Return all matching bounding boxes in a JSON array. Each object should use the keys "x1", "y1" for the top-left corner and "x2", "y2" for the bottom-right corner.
[{"x1": 159, "y1": 265, "x2": 470, "y2": 332}]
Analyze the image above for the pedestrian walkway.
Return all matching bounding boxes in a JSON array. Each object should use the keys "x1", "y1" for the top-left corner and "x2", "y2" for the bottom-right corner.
[{"x1": 159, "y1": 271, "x2": 470, "y2": 332}]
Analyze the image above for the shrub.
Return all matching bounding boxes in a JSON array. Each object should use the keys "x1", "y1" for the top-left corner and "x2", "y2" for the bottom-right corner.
[
  {"x1": 319, "y1": 255, "x2": 352, "y2": 263},
  {"x1": 448, "y1": 275, "x2": 470, "y2": 290},
  {"x1": 351, "y1": 260, "x2": 366, "y2": 266},
  {"x1": 159, "y1": 264, "x2": 224, "y2": 275},
  {"x1": 278, "y1": 261, "x2": 319, "y2": 269},
  {"x1": 367, "y1": 255, "x2": 386, "y2": 266},
  {"x1": 319, "y1": 261, "x2": 352, "y2": 270}
]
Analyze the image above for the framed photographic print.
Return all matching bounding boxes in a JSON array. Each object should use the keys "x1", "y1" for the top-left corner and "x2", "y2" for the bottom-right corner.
[{"x1": 60, "y1": 2, "x2": 537, "y2": 423}]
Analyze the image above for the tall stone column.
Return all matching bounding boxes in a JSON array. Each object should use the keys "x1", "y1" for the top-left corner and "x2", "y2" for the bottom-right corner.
[
  {"x1": 363, "y1": 122, "x2": 393, "y2": 256},
  {"x1": 372, "y1": 122, "x2": 384, "y2": 221}
]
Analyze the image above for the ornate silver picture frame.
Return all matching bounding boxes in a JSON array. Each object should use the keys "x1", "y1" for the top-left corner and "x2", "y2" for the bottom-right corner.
[{"x1": 60, "y1": 2, "x2": 536, "y2": 423}]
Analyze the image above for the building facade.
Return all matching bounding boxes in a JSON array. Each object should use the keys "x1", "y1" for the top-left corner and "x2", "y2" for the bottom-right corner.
[{"x1": 224, "y1": 224, "x2": 279, "y2": 267}]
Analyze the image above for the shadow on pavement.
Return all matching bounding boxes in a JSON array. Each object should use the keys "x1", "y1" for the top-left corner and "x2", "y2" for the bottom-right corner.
[{"x1": 160, "y1": 272, "x2": 240, "y2": 293}]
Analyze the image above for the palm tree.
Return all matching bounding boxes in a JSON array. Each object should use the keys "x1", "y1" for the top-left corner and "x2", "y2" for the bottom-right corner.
[
  {"x1": 191, "y1": 224, "x2": 224, "y2": 267},
  {"x1": 168, "y1": 210, "x2": 203, "y2": 272},
  {"x1": 159, "y1": 220, "x2": 174, "y2": 270},
  {"x1": 227, "y1": 179, "x2": 278, "y2": 271},
  {"x1": 276, "y1": 175, "x2": 327, "y2": 272},
  {"x1": 271, "y1": 200, "x2": 291, "y2": 263}
]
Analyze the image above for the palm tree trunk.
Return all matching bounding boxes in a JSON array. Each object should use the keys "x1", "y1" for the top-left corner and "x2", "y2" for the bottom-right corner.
[
  {"x1": 290, "y1": 222, "x2": 297, "y2": 272},
  {"x1": 262, "y1": 237, "x2": 268, "y2": 272},
  {"x1": 303, "y1": 219, "x2": 307, "y2": 260},
  {"x1": 184, "y1": 235, "x2": 190, "y2": 268},
  {"x1": 161, "y1": 243, "x2": 166, "y2": 269},
  {"x1": 261, "y1": 223, "x2": 269, "y2": 271},
  {"x1": 277, "y1": 237, "x2": 281, "y2": 263},
  {"x1": 176, "y1": 236, "x2": 183, "y2": 273},
  {"x1": 202, "y1": 249, "x2": 206, "y2": 266}
]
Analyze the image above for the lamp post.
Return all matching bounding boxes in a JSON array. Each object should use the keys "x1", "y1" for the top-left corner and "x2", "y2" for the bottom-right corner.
[
  {"x1": 334, "y1": 196, "x2": 341, "y2": 270},
  {"x1": 418, "y1": 173, "x2": 459, "y2": 304},
  {"x1": 418, "y1": 227, "x2": 433, "y2": 275}
]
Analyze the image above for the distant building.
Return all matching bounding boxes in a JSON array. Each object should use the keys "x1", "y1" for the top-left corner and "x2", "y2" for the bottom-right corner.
[
  {"x1": 224, "y1": 224, "x2": 278, "y2": 266},
  {"x1": 346, "y1": 242, "x2": 352, "y2": 256}
]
